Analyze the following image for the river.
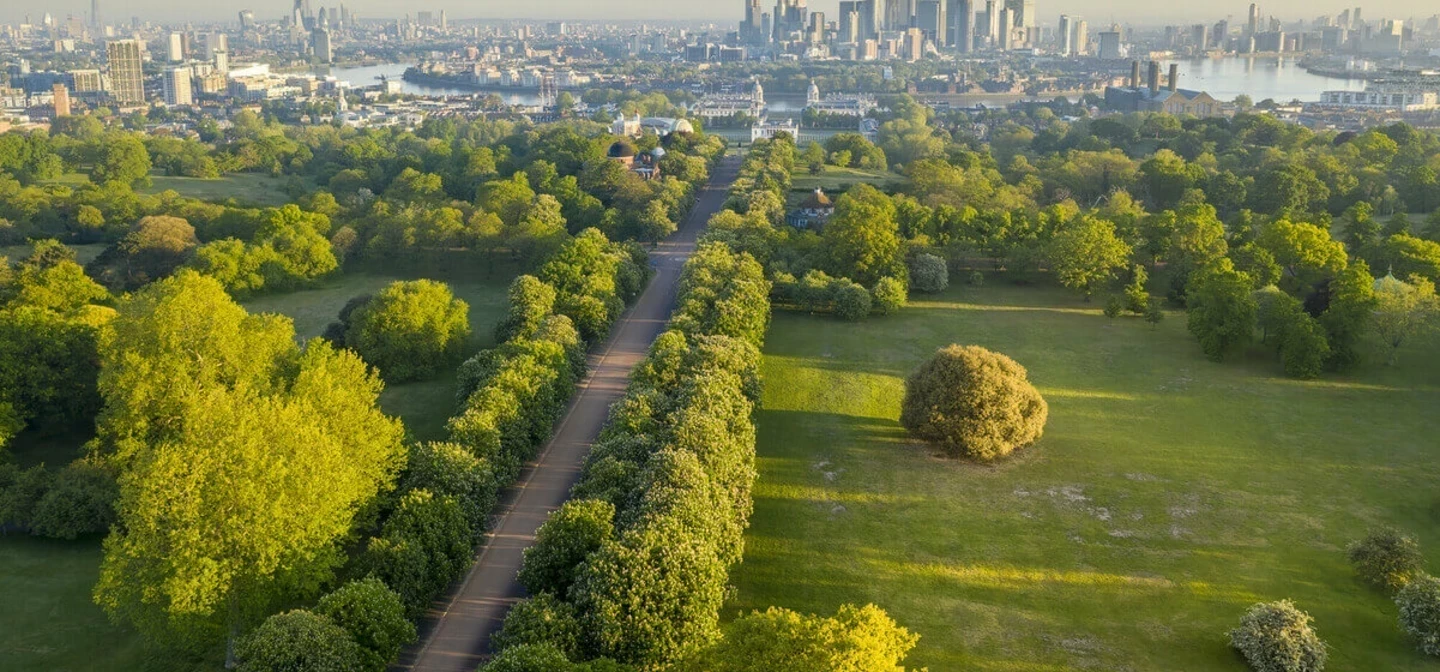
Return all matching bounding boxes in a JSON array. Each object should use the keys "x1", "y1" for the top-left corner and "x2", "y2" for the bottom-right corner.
[
  {"x1": 1159, "y1": 56, "x2": 1367, "y2": 103},
  {"x1": 318, "y1": 63, "x2": 546, "y2": 105}
]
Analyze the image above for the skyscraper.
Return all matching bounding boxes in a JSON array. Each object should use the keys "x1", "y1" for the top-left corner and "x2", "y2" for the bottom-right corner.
[
  {"x1": 997, "y1": 6, "x2": 1012, "y2": 48},
  {"x1": 917, "y1": 0, "x2": 946, "y2": 46},
  {"x1": 952, "y1": 0, "x2": 974, "y2": 52},
  {"x1": 1058, "y1": 14, "x2": 1072, "y2": 54},
  {"x1": 105, "y1": 39, "x2": 144, "y2": 105},
  {"x1": 1247, "y1": 3, "x2": 1260, "y2": 36},
  {"x1": 166, "y1": 32, "x2": 184, "y2": 62},
  {"x1": 163, "y1": 67, "x2": 192, "y2": 106},
  {"x1": 839, "y1": 1, "x2": 860, "y2": 41},
  {"x1": 239, "y1": 9, "x2": 255, "y2": 29},
  {"x1": 1074, "y1": 19, "x2": 1088, "y2": 54},
  {"x1": 984, "y1": 0, "x2": 999, "y2": 46},
  {"x1": 313, "y1": 29, "x2": 333, "y2": 63},
  {"x1": 91, "y1": 0, "x2": 101, "y2": 28}
]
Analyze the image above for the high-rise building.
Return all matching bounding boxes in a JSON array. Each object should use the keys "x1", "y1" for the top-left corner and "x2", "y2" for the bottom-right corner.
[
  {"x1": 71, "y1": 69, "x2": 103, "y2": 92},
  {"x1": 984, "y1": 0, "x2": 999, "y2": 46},
  {"x1": 1247, "y1": 3, "x2": 1260, "y2": 36},
  {"x1": 312, "y1": 29, "x2": 333, "y2": 62},
  {"x1": 1074, "y1": 19, "x2": 1088, "y2": 54},
  {"x1": 863, "y1": 0, "x2": 882, "y2": 39},
  {"x1": 163, "y1": 67, "x2": 192, "y2": 106},
  {"x1": 439, "y1": 10, "x2": 447, "y2": 30},
  {"x1": 951, "y1": 0, "x2": 974, "y2": 51},
  {"x1": 91, "y1": 0, "x2": 101, "y2": 28},
  {"x1": 105, "y1": 39, "x2": 144, "y2": 105},
  {"x1": 904, "y1": 26, "x2": 924, "y2": 59},
  {"x1": 214, "y1": 51, "x2": 229, "y2": 73},
  {"x1": 838, "y1": 1, "x2": 859, "y2": 41},
  {"x1": 1006, "y1": 0, "x2": 1034, "y2": 28},
  {"x1": 1058, "y1": 14, "x2": 1072, "y2": 54},
  {"x1": 53, "y1": 83, "x2": 71, "y2": 117},
  {"x1": 1097, "y1": 29, "x2": 1121, "y2": 59},
  {"x1": 239, "y1": 9, "x2": 255, "y2": 29},
  {"x1": 199, "y1": 33, "x2": 227, "y2": 59},
  {"x1": 1192, "y1": 23, "x2": 1209, "y2": 49},
  {"x1": 917, "y1": 0, "x2": 946, "y2": 46},
  {"x1": 166, "y1": 32, "x2": 184, "y2": 62}
]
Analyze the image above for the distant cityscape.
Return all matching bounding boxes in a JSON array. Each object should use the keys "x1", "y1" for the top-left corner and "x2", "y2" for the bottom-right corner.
[{"x1": 0, "y1": 0, "x2": 1439, "y2": 133}]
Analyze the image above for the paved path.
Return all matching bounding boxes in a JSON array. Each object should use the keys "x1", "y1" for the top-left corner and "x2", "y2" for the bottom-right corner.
[{"x1": 399, "y1": 156, "x2": 741, "y2": 672}]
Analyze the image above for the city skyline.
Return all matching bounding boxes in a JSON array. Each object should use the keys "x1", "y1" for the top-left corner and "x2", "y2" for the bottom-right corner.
[{"x1": 2, "y1": 0, "x2": 1437, "y2": 26}]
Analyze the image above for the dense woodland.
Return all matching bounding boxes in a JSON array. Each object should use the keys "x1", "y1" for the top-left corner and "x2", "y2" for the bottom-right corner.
[{"x1": 1, "y1": 92, "x2": 1439, "y2": 671}]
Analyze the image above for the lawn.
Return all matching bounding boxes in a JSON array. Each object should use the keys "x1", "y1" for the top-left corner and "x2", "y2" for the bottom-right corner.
[
  {"x1": 791, "y1": 164, "x2": 903, "y2": 194},
  {"x1": 242, "y1": 270, "x2": 514, "y2": 441},
  {"x1": 727, "y1": 282, "x2": 1440, "y2": 671},
  {"x1": 142, "y1": 173, "x2": 301, "y2": 207}
]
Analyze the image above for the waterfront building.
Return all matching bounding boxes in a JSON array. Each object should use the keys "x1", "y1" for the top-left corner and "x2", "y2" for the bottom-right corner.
[{"x1": 1105, "y1": 62, "x2": 1221, "y2": 116}]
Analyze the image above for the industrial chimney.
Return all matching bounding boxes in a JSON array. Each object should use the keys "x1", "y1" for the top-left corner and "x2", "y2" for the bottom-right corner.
[
  {"x1": 1168, "y1": 63, "x2": 1179, "y2": 92},
  {"x1": 1148, "y1": 61, "x2": 1160, "y2": 94},
  {"x1": 1130, "y1": 60, "x2": 1141, "y2": 88}
]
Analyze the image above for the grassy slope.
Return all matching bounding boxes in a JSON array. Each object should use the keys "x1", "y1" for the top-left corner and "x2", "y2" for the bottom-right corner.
[
  {"x1": 142, "y1": 173, "x2": 299, "y2": 207},
  {"x1": 791, "y1": 165, "x2": 903, "y2": 194},
  {"x1": 728, "y1": 283, "x2": 1440, "y2": 671}
]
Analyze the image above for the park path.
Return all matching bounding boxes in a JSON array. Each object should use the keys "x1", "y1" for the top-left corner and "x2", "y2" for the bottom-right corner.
[{"x1": 398, "y1": 155, "x2": 741, "y2": 672}]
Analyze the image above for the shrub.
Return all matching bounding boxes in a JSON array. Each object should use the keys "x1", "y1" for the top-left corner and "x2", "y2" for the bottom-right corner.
[
  {"x1": 481, "y1": 643, "x2": 574, "y2": 672},
  {"x1": 871, "y1": 276, "x2": 907, "y2": 315},
  {"x1": 832, "y1": 280, "x2": 872, "y2": 321},
  {"x1": 346, "y1": 280, "x2": 471, "y2": 383},
  {"x1": 693, "y1": 603, "x2": 919, "y2": 672},
  {"x1": 1398, "y1": 575, "x2": 1440, "y2": 656},
  {"x1": 518, "y1": 498, "x2": 615, "y2": 596},
  {"x1": 1103, "y1": 295, "x2": 1124, "y2": 319},
  {"x1": 909, "y1": 253, "x2": 949, "y2": 293},
  {"x1": 314, "y1": 578, "x2": 416, "y2": 672},
  {"x1": 899, "y1": 345, "x2": 1048, "y2": 460},
  {"x1": 1348, "y1": 528, "x2": 1424, "y2": 592},
  {"x1": 1145, "y1": 299, "x2": 1166, "y2": 328},
  {"x1": 0, "y1": 462, "x2": 52, "y2": 529},
  {"x1": 969, "y1": 270, "x2": 984, "y2": 286},
  {"x1": 492, "y1": 592, "x2": 582, "y2": 658},
  {"x1": 237, "y1": 610, "x2": 363, "y2": 672},
  {"x1": 29, "y1": 461, "x2": 117, "y2": 539},
  {"x1": 1228, "y1": 600, "x2": 1327, "y2": 672}
]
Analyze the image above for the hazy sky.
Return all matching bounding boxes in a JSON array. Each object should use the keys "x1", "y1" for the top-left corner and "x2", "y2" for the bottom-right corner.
[{"x1": 5, "y1": 0, "x2": 1437, "y2": 27}]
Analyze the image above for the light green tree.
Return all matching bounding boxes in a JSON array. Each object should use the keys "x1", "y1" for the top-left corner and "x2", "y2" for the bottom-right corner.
[{"x1": 1047, "y1": 216, "x2": 1132, "y2": 300}]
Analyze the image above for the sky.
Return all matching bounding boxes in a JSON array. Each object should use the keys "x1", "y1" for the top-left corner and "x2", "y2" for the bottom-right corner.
[{"x1": 4, "y1": 0, "x2": 1437, "y2": 27}]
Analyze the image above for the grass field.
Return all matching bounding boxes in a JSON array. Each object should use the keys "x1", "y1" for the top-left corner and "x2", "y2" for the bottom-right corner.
[
  {"x1": 726, "y1": 282, "x2": 1440, "y2": 671},
  {"x1": 243, "y1": 271, "x2": 513, "y2": 441},
  {"x1": 143, "y1": 173, "x2": 299, "y2": 207},
  {"x1": 791, "y1": 165, "x2": 903, "y2": 194}
]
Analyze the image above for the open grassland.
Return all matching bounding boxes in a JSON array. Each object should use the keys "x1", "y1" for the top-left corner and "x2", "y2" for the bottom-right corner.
[
  {"x1": 790, "y1": 164, "x2": 903, "y2": 194},
  {"x1": 727, "y1": 282, "x2": 1440, "y2": 671},
  {"x1": 142, "y1": 173, "x2": 301, "y2": 207},
  {"x1": 243, "y1": 270, "x2": 513, "y2": 441}
]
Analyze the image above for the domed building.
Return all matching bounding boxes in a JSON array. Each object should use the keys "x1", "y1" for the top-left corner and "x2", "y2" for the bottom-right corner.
[{"x1": 607, "y1": 139, "x2": 638, "y2": 167}]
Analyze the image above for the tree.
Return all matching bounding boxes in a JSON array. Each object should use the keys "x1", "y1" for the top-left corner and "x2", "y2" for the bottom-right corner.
[
  {"x1": 1348, "y1": 528, "x2": 1423, "y2": 593},
  {"x1": 481, "y1": 643, "x2": 575, "y2": 672},
  {"x1": 346, "y1": 280, "x2": 472, "y2": 382},
  {"x1": 687, "y1": 603, "x2": 919, "y2": 672},
  {"x1": 1257, "y1": 220, "x2": 1348, "y2": 294},
  {"x1": 314, "y1": 578, "x2": 416, "y2": 672},
  {"x1": 29, "y1": 460, "x2": 117, "y2": 539},
  {"x1": 1343, "y1": 201, "x2": 1380, "y2": 252},
  {"x1": 1122, "y1": 265, "x2": 1150, "y2": 314},
  {"x1": 832, "y1": 280, "x2": 872, "y2": 321},
  {"x1": 823, "y1": 184, "x2": 903, "y2": 287},
  {"x1": 899, "y1": 345, "x2": 1048, "y2": 461},
  {"x1": 1228, "y1": 601, "x2": 1328, "y2": 672},
  {"x1": 93, "y1": 272, "x2": 405, "y2": 658},
  {"x1": 1278, "y1": 309, "x2": 1329, "y2": 380},
  {"x1": 236, "y1": 610, "x2": 363, "y2": 672},
  {"x1": 96, "y1": 215, "x2": 198, "y2": 288},
  {"x1": 518, "y1": 498, "x2": 615, "y2": 597},
  {"x1": 1398, "y1": 575, "x2": 1440, "y2": 656},
  {"x1": 908, "y1": 253, "x2": 948, "y2": 293},
  {"x1": 1319, "y1": 262, "x2": 1376, "y2": 370},
  {"x1": 871, "y1": 277, "x2": 907, "y2": 316},
  {"x1": 495, "y1": 275, "x2": 558, "y2": 344},
  {"x1": 493, "y1": 592, "x2": 583, "y2": 658},
  {"x1": 91, "y1": 132, "x2": 152, "y2": 187},
  {"x1": 1380, "y1": 234, "x2": 1440, "y2": 284},
  {"x1": 1047, "y1": 216, "x2": 1132, "y2": 300},
  {"x1": 1186, "y1": 259, "x2": 1258, "y2": 362},
  {"x1": 400, "y1": 441, "x2": 498, "y2": 535},
  {"x1": 361, "y1": 489, "x2": 473, "y2": 616},
  {"x1": 635, "y1": 200, "x2": 677, "y2": 243},
  {"x1": 0, "y1": 306, "x2": 106, "y2": 433},
  {"x1": 1372, "y1": 273, "x2": 1439, "y2": 365}
]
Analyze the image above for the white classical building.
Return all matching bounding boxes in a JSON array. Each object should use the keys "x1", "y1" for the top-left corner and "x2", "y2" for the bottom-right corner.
[
  {"x1": 751, "y1": 116, "x2": 799, "y2": 142},
  {"x1": 805, "y1": 81, "x2": 877, "y2": 117},
  {"x1": 692, "y1": 79, "x2": 766, "y2": 120}
]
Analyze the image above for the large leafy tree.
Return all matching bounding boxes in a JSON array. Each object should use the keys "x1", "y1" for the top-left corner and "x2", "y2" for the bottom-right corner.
[
  {"x1": 823, "y1": 184, "x2": 903, "y2": 287},
  {"x1": 1186, "y1": 259, "x2": 1258, "y2": 362},
  {"x1": 688, "y1": 604, "x2": 919, "y2": 672},
  {"x1": 1047, "y1": 215, "x2": 1132, "y2": 299},
  {"x1": 92, "y1": 271, "x2": 405, "y2": 659},
  {"x1": 1373, "y1": 273, "x2": 1439, "y2": 365},
  {"x1": 346, "y1": 279, "x2": 472, "y2": 383}
]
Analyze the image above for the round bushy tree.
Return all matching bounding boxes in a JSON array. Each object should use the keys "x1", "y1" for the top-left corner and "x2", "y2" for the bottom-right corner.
[
  {"x1": 871, "y1": 276, "x2": 907, "y2": 316},
  {"x1": 346, "y1": 280, "x2": 471, "y2": 382},
  {"x1": 481, "y1": 643, "x2": 574, "y2": 672},
  {"x1": 899, "y1": 345, "x2": 1048, "y2": 460},
  {"x1": 492, "y1": 592, "x2": 582, "y2": 658},
  {"x1": 518, "y1": 498, "x2": 615, "y2": 596},
  {"x1": 1228, "y1": 600, "x2": 1327, "y2": 672},
  {"x1": 1397, "y1": 575, "x2": 1440, "y2": 655},
  {"x1": 314, "y1": 578, "x2": 416, "y2": 672},
  {"x1": 909, "y1": 253, "x2": 949, "y2": 293},
  {"x1": 833, "y1": 280, "x2": 872, "y2": 321},
  {"x1": 29, "y1": 461, "x2": 117, "y2": 539},
  {"x1": 1348, "y1": 528, "x2": 1423, "y2": 592},
  {"x1": 401, "y1": 441, "x2": 498, "y2": 535},
  {"x1": 237, "y1": 610, "x2": 362, "y2": 672}
]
